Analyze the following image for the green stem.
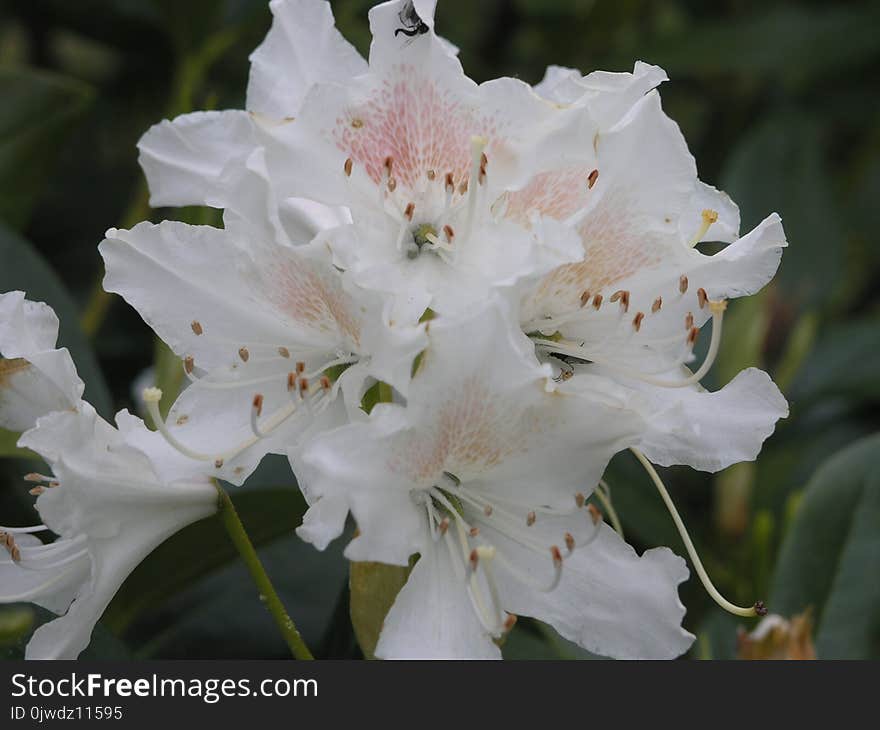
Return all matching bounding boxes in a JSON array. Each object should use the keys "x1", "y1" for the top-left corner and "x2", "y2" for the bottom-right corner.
[{"x1": 216, "y1": 486, "x2": 314, "y2": 660}]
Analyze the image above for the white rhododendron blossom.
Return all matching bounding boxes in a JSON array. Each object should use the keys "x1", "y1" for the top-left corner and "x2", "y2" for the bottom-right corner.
[
  {"x1": 0, "y1": 0, "x2": 792, "y2": 660},
  {"x1": 293, "y1": 301, "x2": 694, "y2": 659},
  {"x1": 0, "y1": 291, "x2": 84, "y2": 433},
  {"x1": 100, "y1": 162, "x2": 426, "y2": 484},
  {"x1": 0, "y1": 298, "x2": 217, "y2": 659}
]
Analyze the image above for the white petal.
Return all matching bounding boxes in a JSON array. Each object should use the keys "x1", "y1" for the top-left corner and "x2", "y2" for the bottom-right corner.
[
  {"x1": 633, "y1": 367, "x2": 788, "y2": 472},
  {"x1": 374, "y1": 542, "x2": 501, "y2": 659},
  {"x1": 0, "y1": 291, "x2": 83, "y2": 431},
  {"x1": 246, "y1": 0, "x2": 367, "y2": 119},
  {"x1": 0, "y1": 537, "x2": 90, "y2": 615},
  {"x1": 137, "y1": 110, "x2": 261, "y2": 208},
  {"x1": 494, "y1": 522, "x2": 694, "y2": 659}
]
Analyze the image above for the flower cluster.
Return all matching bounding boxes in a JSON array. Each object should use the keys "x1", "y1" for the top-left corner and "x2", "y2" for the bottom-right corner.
[{"x1": 1, "y1": 0, "x2": 788, "y2": 659}]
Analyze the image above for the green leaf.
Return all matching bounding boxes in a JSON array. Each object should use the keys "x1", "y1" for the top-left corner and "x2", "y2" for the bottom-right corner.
[
  {"x1": 0, "y1": 67, "x2": 94, "y2": 230},
  {"x1": 721, "y1": 112, "x2": 844, "y2": 308},
  {"x1": 349, "y1": 560, "x2": 410, "y2": 660},
  {"x1": 787, "y1": 316, "x2": 880, "y2": 405},
  {"x1": 104, "y1": 486, "x2": 306, "y2": 632},
  {"x1": 769, "y1": 433, "x2": 880, "y2": 658},
  {"x1": 0, "y1": 222, "x2": 111, "y2": 418}
]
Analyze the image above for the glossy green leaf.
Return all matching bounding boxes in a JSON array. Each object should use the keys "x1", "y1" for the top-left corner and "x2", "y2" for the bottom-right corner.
[
  {"x1": 770, "y1": 434, "x2": 880, "y2": 658},
  {"x1": 0, "y1": 223, "x2": 111, "y2": 418},
  {"x1": 0, "y1": 67, "x2": 94, "y2": 230},
  {"x1": 349, "y1": 560, "x2": 410, "y2": 660}
]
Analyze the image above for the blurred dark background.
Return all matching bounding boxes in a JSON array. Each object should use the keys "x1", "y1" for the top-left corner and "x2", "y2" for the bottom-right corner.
[{"x1": 1, "y1": 0, "x2": 878, "y2": 659}]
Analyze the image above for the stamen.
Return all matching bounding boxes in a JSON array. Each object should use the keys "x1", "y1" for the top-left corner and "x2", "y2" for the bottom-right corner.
[
  {"x1": 469, "y1": 526, "x2": 480, "y2": 537},
  {"x1": 387, "y1": 177, "x2": 397, "y2": 193},
  {"x1": 503, "y1": 613, "x2": 517, "y2": 632},
  {"x1": 592, "y1": 293, "x2": 603, "y2": 310},
  {"x1": 685, "y1": 312, "x2": 694, "y2": 330},
  {"x1": 427, "y1": 169, "x2": 436, "y2": 181},
  {"x1": 23, "y1": 473, "x2": 52, "y2": 483},
  {"x1": 296, "y1": 361, "x2": 305, "y2": 374},
  {"x1": 587, "y1": 169, "x2": 599, "y2": 189},
  {"x1": 652, "y1": 297, "x2": 663, "y2": 313},
  {"x1": 463, "y1": 136, "x2": 488, "y2": 243},
  {"x1": 575, "y1": 492, "x2": 585, "y2": 509},
  {"x1": 631, "y1": 448, "x2": 765, "y2": 619},
  {"x1": 1, "y1": 531, "x2": 21, "y2": 562},
  {"x1": 610, "y1": 290, "x2": 630, "y2": 313},
  {"x1": 579, "y1": 290, "x2": 591, "y2": 308},
  {"x1": 587, "y1": 504, "x2": 601, "y2": 524},
  {"x1": 344, "y1": 157, "x2": 353, "y2": 177},
  {"x1": 184, "y1": 355, "x2": 194, "y2": 375},
  {"x1": 191, "y1": 320, "x2": 203, "y2": 336},
  {"x1": 438, "y1": 517, "x2": 450, "y2": 536},
  {"x1": 595, "y1": 480, "x2": 624, "y2": 538},
  {"x1": 533, "y1": 298, "x2": 727, "y2": 388},
  {"x1": 526, "y1": 511, "x2": 536, "y2": 526},
  {"x1": 632, "y1": 312, "x2": 645, "y2": 332},
  {"x1": 688, "y1": 209, "x2": 719, "y2": 247},
  {"x1": 278, "y1": 347, "x2": 290, "y2": 359},
  {"x1": 238, "y1": 347, "x2": 250, "y2": 363},
  {"x1": 679, "y1": 275, "x2": 689, "y2": 294},
  {"x1": 404, "y1": 202, "x2": 415, "y2": 221},
  {"x1": 250, "y1": 394, "x2": 265, "y2": 437},
  {"x1": 564, "y1": 532, "x2": 575, "y2": 554}
]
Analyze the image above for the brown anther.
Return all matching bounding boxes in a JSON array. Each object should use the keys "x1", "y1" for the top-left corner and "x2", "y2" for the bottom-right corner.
[
  {"x1": 299, "y1": 377, "x2": 310, "y2": 394},
  {"x1": 287, "y1": 372, "x2": 297, "y2": 391},
  {"x1": 478, "y1": 167, "x2": 486, "y2": 185},
  {"x1": 579, "y1": 290, "x2": 591, "y2": 308},
  {"x1": 443, "y1": 224, "x2": 455, "y2": 241},
  {"x1": 503, "y1": 614, "x2": 518, "y2": 632},
  {"x1": 564, "y1": 532, "x2": 576, "y2": 553},
  {"x1": 252, "y1": 394, "x2": 263, "y2": 417},
  {"x1": 238, "y1": 347, "x2": 249, "y2": 363},
  {"x1": 587, "y1": 169, "x2": 599, "y2": 189},
  {"x1": 575, "y1": 492, "x2": 585, "y2": 509},
  {"x1": 754, "y1": 601, "x2": 768, "y2": 617},
  {"x1": 483, "y1": 505, "x2": 493, "y2": 517},
  {"x1": 184, "y1": 355, "x2": 194, "y2": 375},
  {"x1": 23, "y1": 473, "x2": 43, "y2": 483},
  {"x1": 551, "y1": 545, "x2": 563, "y2": 565},
  {"x1": 652, "y1": 296, "x2": 663, "y2": 313},
  {"x1": 320, "y1": 375, "x2": 331, "y2": 391},
  {"x1": 404, "y1": 202, "x2": 415, "y2": 221},
  {"x1": 592, "y1": 293, "x2": 603, "y2": 310},
  {"x1": 383, "y1": 156, "x2": 393, "y2": 175},
  {"x1": 176, "y1": 415, "x2": 189, "y2": 425},
  {"x1": 469, "y1": 549, "x2": 479, "y2": 570},
  {"x1": 480, "y1": 152, "x2": 488, "y2": 168},
  {"x1": 697, "y1": 287, "x2": 708, "y2": 309},
  {"x1": 214, "y1": 458, "x2": 224, "y2": 469},
  {"x1": 687, "y1": 326, "x2": 700, "y2": 347},
  {"x1": 445, "y1": 172, "x2": 454, "y2": 193},
  {"x1": 427, "y1": 169, "x2": 436, "y2": 181},
  {"x1": 633, "y1": 311, "x2": 645, "y2": 332},
  {"x1": 587, "y1": 503, "x2": 602, "y2": 525},
  {"x1": 278, "y1": 347, "x2": 290, "y2": 359},
  {"x1": 469, "y1": 526, "x2": 480, "y2": 537},
  {"x1": 685, "y1": 311, "x2": 694, "y2": 330},
  {"x1": 438, "y1": 517, "x2": 450, "y2": 536},
  {"x1": 296, "y1": 361, "x2": 305, "y2": 374},
  {"x1": 679, "y1": 275, "x2": 689, "y2": 294},
  {"x1": 29, "y1": 487, "x2": 44, "y2": 496},
  {"x1": 458, "y1": 180, "x2": 468, "y2": 196},
  {"x1": 526, "y1": 511, "x2": 536, "y2": 526},
  {"x1": 351, "y1": 118, "x2": 363, "y2": 129},
  {"x1": 387, "y1": 176, "x2": 397, "y2": 193},
  {"x1": 191, "y1": 320, "x2": 203, "y2": 336},
  {"x1": 343, "y1": 157, "x2": 353, "y2": 177},
  {"x1": 610, "y1": 290, "x2": 630, "y2": 312}
]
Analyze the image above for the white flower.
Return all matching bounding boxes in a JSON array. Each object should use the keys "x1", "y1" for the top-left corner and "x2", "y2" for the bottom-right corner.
[
  {"x1": 292, "y1": 299, "x2": 694, "y2": 659},
  {"x1": 511, "y1": 89, "x2": 789, "y2": 472},
  {"x1": 0, "y1": 403, "x2": 216, "y2": 659},
  {"x1": 0, "y1": 291, "x2": 83, "y2": 432},
  {"x1": 100, "y1": 160, "x2": 427, "y2": 484}
]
